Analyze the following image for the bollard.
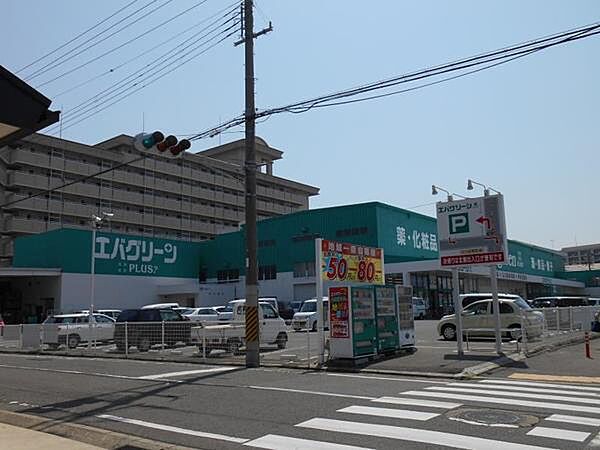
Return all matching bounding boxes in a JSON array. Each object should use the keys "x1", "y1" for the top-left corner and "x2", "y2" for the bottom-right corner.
[{"x1": 585, "y1": 332, "x2": 592, "y2": 359}]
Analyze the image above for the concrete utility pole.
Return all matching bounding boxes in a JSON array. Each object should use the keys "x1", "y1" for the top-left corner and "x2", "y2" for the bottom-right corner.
[{"x1": 242, "y1": 0, "x2": 272, "y2": 368}]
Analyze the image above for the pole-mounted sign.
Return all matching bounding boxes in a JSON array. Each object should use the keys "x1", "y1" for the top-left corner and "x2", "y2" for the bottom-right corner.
[{"x1": 436, "y1": 194, "x2": 508, "y2": 267}]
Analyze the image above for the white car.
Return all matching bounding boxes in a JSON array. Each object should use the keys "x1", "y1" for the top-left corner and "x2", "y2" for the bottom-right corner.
[
  {"x1": 79, "y1": 309, "x2": 121, "y2": 320},
  {"x1": 43, "y1": 313, "x2": 115, "y2": 349},
  {"x1": 184, "y1": 307, "x2": 231, "y2": 322},
  {"x1": 292, "y1": 298, "x2": 329, "y2": 332},
  {"x1": 141, "y1": 302, "x2": 180, "y2": 310},
  {"x1": 412, "y1": 297, "x2": 426, "y2": 320}
]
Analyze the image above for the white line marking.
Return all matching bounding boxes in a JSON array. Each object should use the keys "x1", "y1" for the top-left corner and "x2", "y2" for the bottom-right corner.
[
  {"x1": 453, "y1": 382, "x2": 600, "y2": 398},
  {"x1": 425, "y1": 386, "x2": 600, "y2": 405},
  {"x1": 401, "y1": 390, "x2": 600, "y2": 415},
  {"x1": 297, "y1": 418, "x2": 558, "y2": 450},
  {"x1": 372, "y1": 396, "x2": 461, "y2": 409},
  {"x1": 546, "y1": 414, "x2": 600, "y2": 427},
  {"x1": 248, "y1": 385, "x2": 376, "y2": 400},
  {"x1": 319, "y1": 373, "x2": 450, "y2": 384},
  {"x1": 338, "y1": 405, "x2": 438, "y2": 421},
  {"x1": 97, "y1": 414, "x2": 248, "y2": 444},
  {"x1": 479, "y1": 379, "x2": 600, "y2": 392},
  {"x1": 137, "y1": 367, "x2": 236, "y2": 380},
  {"x1": 527, "y1": 426, "x2": 590, "y2": 442},
  {"x1": 244, "y1": 434, "x2": 374, "y2": 450}
]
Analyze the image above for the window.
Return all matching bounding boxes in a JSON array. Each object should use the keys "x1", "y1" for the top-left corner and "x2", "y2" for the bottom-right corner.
[
  {"x1": 464, "y1": 302, "x2": 489, "y2": 316},
  {"x1": 258, "y1": 264, "x2": 277, "y2": 280},
  {"x1": 293, "y1": 261, "x2": 315, "y2": 278},
  {"x1": 160, "y1": 310, "x2": 181, "y2": 321},
  {"x1": 260, "y1": 304, "x2": 278, "y2": 319},
  {"x1": 94, "y1": 315, "x2": 113, "y2": 323},
  {"x1": 197, "y1": 308, "x2": 217, "y2": 315}
]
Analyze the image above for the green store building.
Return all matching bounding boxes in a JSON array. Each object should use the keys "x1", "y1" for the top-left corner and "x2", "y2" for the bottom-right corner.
[{"x1": 0, "y1": 201, "x2": 587, "y2": 323}]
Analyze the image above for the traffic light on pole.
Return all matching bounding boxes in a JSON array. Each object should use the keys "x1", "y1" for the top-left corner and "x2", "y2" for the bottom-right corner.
[{"x1": 133, "y1": 131, "x2": 191, "y2": 158}]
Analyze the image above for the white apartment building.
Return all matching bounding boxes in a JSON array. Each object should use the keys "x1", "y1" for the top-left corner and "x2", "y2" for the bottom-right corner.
[{"x1": 0, "y1": 133, "x2": 319, "y2": 265}]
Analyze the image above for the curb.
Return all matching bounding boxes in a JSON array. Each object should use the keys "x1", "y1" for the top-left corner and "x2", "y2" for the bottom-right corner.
[{"x1": 0, "y1": 409, "x2": 200, "y2": 450}]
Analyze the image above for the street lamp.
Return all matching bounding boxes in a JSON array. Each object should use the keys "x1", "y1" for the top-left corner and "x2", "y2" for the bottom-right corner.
[
  {"x1": 89, "y1": 212, "x2": 113, "y2": 348},
  {"x1": 466, "y1": 179, "x2": 501, "y2": 196},
  {"x1": 431, "y1": 185, "x2": 453, "y2": 201}
]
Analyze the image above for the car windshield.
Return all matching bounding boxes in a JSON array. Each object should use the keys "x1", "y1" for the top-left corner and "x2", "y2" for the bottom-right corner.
[
  {"x1": 300, "y1": 302, "x2": 316, "y2": 312},
  {"x1": 514, "y1": 298, "x2": 532, "y2": 310},
  {"x1": 45, "y1": 316, "x2": 77, "y2": 324},
  {"x1": 178, "y1": 308, "x2": 195, "y2": 315}
]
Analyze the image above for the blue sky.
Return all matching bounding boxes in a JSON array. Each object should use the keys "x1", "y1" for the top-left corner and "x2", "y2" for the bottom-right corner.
[{"x1": 3, "y1": 1, "x2": 599, "y2": 249}]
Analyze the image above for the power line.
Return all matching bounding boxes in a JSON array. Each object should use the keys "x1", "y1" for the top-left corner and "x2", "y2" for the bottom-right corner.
[
  {"x1": 53, "y1": 24, "x2": 240, "y2": 134},
  {"x1": 52, "y1": 1, "x2": 240, "y2": 99},
  {"x1": 16, "y1": 0, "x2": 140, "y2": 74},
  {"x1": 36, "y1": 0, "x2": 216, "y2": 88},
  {"x1": 45, "y1": 10, "x2": 240, "y2": 134},
  {"x1": 25, "y1": 0, "x2": 174, "y2": 81},
  {"x1": 188, "y1": 21, "x2": 600, "y2": 140}
]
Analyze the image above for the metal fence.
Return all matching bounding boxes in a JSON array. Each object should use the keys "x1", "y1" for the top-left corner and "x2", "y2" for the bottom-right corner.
[{"x1": 0, "y1": 321, "x2": 326, "y2": 369}]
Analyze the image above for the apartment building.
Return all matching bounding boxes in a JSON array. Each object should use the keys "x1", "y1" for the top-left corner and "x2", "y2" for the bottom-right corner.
[
  {"x1": 0, "y1": 133, "x2": 319, "y2": 265},
  {"x1": 562, "y1": 243, "x2": 600, "y2": 268}
]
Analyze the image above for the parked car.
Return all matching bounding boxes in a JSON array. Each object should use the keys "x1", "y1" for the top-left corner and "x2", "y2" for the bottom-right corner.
[
  {"x1": 227, "y1": 297, "x2": 279, "y2": 315},
  {"x1": 290, "y1": 301, "x2": 303, "y2": 313},
  {"x1": 114, "y1": 309, "x2": 192, "y2": 352},
  {"x1": 292, "y1": 298, "x2": 329, "y2": 332},
  {"x1": 43, "y1": 313, "x2": 115, "y2": 349},
  {"x1": 212, "y1": 305, "x2": 233, "y2": 320},
  {"x1": 531, "y1": 296, "x2": 590, "y2": 308},
  {"x1": 412, "y1": 297, "x2": 427, "y2": 320},
  {"x1": 198, "y1": 299, "x2": 287, "y2": 354},
  {"x1": 79, "y1": 309, "x2": 121, "y2": 320},
  {"x1": 184, "y1": 307, "x2": 230, "y2": 322},
  {"x1": 141, "y1": 302, "x2": 180, "y2": 310},
  {"x1": 459, "y1": 293, "x2": 526, "y2": 309},
  {"x1": 277, "y1": 301, "x2": 295, "y2": 321},
  {"x1": 437, "y1": 297, "x2": 543, "y2": 341}
]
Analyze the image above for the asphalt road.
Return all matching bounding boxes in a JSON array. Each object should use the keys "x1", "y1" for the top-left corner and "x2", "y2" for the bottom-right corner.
[{"x1": 0, "y1": 353, "x2": 599, "y2": 449}]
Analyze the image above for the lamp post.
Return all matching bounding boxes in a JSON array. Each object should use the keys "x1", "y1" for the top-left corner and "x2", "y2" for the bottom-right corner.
[
  {"x1": 467, "y1": 178, "x2": 503, "y2": 354},
  {"x1": 88, "y1": 212, "x2": 113, "y2": 349},
  {"x1": 432, "y1": 185, "x2": 464, "y2": 357}
]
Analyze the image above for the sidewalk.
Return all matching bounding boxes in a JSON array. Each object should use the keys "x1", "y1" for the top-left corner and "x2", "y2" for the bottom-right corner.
[{"x1": 0, "y1": 423, "x2": 103, "y2": 450}]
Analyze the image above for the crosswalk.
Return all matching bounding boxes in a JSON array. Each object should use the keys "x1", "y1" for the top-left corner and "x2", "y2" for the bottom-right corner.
[{"x1": 243, "y1": 377, "x2": 600, "y2": 449}]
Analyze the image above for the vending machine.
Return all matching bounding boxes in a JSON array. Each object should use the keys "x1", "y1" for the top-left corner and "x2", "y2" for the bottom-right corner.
[
  {"x1": 395, "y1": 285, "x2": 416, "y2": 348},
  {"x1": 374, "y1": 285, "x2": 400, "y2": 353},
  {"x1": 328, "y1": 286, "x2": 377, "y2": 359}
]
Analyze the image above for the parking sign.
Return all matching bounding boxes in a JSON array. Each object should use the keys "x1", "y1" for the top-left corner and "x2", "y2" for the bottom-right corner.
[{"x1": 436, "y1": 194, "x2": 508, "y2": 267}]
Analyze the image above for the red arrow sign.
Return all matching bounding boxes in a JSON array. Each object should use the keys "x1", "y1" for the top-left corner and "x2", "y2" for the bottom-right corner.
[{"x1": 476, "y1": 216, "x2": 491, "y2": 229}]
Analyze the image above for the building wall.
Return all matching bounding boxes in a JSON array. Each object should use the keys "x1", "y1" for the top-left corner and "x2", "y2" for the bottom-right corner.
[{"x1": 0, "y1": 133, "x2": 319, "y2": 264}]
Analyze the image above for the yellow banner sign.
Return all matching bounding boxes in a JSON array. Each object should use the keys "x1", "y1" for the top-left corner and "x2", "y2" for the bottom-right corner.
[{"x1": 320, "y1": 239, "x2": 384, "y2": 284}]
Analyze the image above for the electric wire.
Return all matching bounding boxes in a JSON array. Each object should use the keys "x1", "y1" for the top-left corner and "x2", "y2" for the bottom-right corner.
[
  {"x1": 36, "y1": 0, "x2": 215, "y2": 88},
  {"x1": 53, "y1": 24, "x2": 240, "y2": 134},
  {"x1": 45, "y1": 10, "x2": 240, "y2": 134},
  {"x1": 188, "y1": 21, "x2": 600, "y2": 140},
  {"x1": 52, "y1": 1, "x2": 240, "y2": 99},
  {"x1": 25, "y1": 0, "x2": 174, "y2": 81},
  {"x1": 16, "y1": 0, "x2": 140, "y2": 74}
]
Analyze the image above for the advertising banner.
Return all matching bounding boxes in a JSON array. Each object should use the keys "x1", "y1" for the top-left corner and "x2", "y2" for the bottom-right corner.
[
  {"x1": 329, "y1": 287, "x2": 350, "y2": 338},
  {"x1": 320, "y1": 239, "x2": 384, "y2": 284}
]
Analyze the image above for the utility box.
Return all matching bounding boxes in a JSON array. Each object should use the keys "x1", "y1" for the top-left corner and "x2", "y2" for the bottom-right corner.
[
  {"x1": 328, "y1": 286, "x2": 377, "y2": 359},
  {"x1": 396, "y1": 285, "x2": 416, "y2": 348},
  {"x1": 374, "y1": 285, "x2": 400, "y2": 353}
]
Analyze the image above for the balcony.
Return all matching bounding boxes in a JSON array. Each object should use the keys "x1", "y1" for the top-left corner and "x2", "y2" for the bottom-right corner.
[
  {"x1": 9, "y1": 148, "x2": 49, "y2": 168},
  {"x1": 4, "y1": 217, "x2": 47, "y2": 234}
]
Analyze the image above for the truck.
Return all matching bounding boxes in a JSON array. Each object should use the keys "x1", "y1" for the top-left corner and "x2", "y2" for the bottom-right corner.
[{"x1": 194, "y1": 299, "x2": 288, "y2": 355}]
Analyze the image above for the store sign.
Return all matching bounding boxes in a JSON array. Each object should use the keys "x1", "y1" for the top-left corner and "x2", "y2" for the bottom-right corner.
[
  {"x1": 93, "y1": 232, "x2": 199, "y2": 278},
  {"x1": 396, "y1": 226, "x2": 438, "y2": 252},
  {"x1": 320, "y1": 239, "x2": 385, "y2": 284},
  {"x1": 329, "y1": 287, "x2": 350, "y2": 338},
  {"x1": 436, "y1": 194, "x2": 508, "y2": 267}
]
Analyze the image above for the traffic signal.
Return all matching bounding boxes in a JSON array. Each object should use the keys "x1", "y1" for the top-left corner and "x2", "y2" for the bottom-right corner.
[{"x1": 133, "y1": 131, "x2": 191, "y2": 159}]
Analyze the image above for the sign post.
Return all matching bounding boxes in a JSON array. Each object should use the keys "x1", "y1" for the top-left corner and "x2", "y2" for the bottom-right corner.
[
  {"x1": 436, "y1": 194, "x2": 508, "y2": 356},
  {"x1": 315, "y1": 238, "x2": 324, "y2": 366}
]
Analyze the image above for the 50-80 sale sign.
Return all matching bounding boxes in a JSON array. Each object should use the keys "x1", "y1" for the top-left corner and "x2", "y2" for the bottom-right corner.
[{"x1": 320, "y1": 239, "x2": 384, "y2": 284}]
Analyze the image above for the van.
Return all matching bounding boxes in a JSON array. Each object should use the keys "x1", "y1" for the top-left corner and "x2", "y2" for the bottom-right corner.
[
  {"x1": 531, "y1": 296, "x2": 590, "y2": 308},
  {"x1": 459, "y1": 293, "x2": 526, "y2": 309},
  {"x1": 412, "y1": 297, "x2": 427, "y2": 320},
  {"x1": 291, "y1": 297, "x2": 329, "y2": 331},
  {"x1": 141, "y1": 302, "x2": 180, "y2": 310}
]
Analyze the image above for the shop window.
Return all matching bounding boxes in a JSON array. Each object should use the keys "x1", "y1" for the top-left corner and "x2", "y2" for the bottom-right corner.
[
  {"x1": 258, "y1": 265, "x2": 277, "y2": 280},
  {"x1": 217, "y1": 269, "x2": 240, "y2": 283}
]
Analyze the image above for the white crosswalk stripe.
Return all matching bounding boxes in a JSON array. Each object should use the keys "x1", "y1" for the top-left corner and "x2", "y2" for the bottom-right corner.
[
  {"x1": 546, "y1": 414, "x2": 600, "y2": 427},
  {"x1": 527, "y1": 426, "x2": 590, "y2": 442},
  {"x1": 451, "y1": 382, "x2": 600, "y2": 398},
  {"x1": 478, "y1": 379, "x2": 600, "y2": 392},
  {"x1": 244, "y1": 434, "x2": 374, "y2": 450},
  {"x1": 337, "y1": 405, "x2": 439, "y2": 421}
]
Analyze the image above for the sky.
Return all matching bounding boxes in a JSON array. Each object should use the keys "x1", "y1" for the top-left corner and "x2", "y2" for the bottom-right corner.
[{"x1": 3, "y1": 1, "x2": 599, "y2": 250}]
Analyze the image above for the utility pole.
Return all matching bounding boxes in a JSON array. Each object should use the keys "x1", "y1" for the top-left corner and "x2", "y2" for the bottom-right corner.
[{"x1": 241, "y1": 0, "x2": 272, "y2": 368}]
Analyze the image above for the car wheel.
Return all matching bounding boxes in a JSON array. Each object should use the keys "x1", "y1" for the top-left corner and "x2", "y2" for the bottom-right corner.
[
  {"x1": 508, "y1": 324, "x2": 522, "y2": 341},
  {"x1": 276, "y1": 333, "x2": 287, "y2": 349},
  {"x1": 137, "y1": 337, "x2": 151, "y2": 352},
  {"x1": 67, "y1": 334, "x2": 81, "y2": 349},
  {"x1": 441, "y1": 324, "x2": 456, "y2": 341}
]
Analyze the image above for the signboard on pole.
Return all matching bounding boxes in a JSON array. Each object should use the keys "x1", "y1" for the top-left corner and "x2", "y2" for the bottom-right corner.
[
  {"x1": 436, "y1": 194, "x2": 508, "y2": 267},
  {"x1": 320, "y1": 239, "x2": 385, "y2": 284}
]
